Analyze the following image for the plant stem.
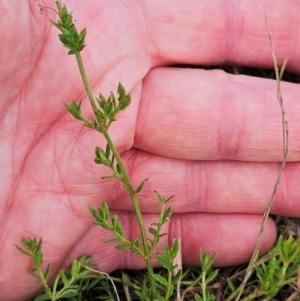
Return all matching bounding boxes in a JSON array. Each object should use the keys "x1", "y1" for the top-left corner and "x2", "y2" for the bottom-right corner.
[
  {"x1": 74, "y1": 51, "x2": 157, "y2": 296},
  {"x1": 37, "y1": 270, "x2": 53, "y2": 300},
  {"x1": 202, "y1": 271, "x2": 207, "y2": 301},
  {"x1": 75, "y1": 52, "x2": 98, "y2": 114}
]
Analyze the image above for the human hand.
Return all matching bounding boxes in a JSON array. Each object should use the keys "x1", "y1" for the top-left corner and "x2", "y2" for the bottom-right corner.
[{"x1": 1, "y1": 0, "x2": 300, "y2": 300}]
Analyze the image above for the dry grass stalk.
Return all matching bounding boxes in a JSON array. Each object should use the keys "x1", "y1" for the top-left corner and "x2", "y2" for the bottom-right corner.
[{"x1": 235, "y1": 6, "x2": 289, "y2": 301}]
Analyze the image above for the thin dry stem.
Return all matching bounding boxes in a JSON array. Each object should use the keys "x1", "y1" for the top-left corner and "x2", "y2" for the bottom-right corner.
[
  {"x1": 121, "y1": 270, "x2": 132, "y2": 301},
  {"x1": 173, "y1": 238, "x2": 182, "y2": 301},
  {"x1": 83, "y1": 266, "x2": 121, "y2": 301},
  {"x1": 235, "y1": 6, "x2": 289, "y2": 301}
]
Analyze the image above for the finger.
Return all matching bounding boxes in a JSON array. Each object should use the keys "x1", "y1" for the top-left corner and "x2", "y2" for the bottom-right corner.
[
  {"x1": 110, "y1": 150, "x2": 300, "y2": 217},
  {"x1": 134, "y1": 67, "x2": 300, "y2": 161},
  {"x1": 147, "y1": 0, "x2": 300, "y2": 72},
  {"x1": 26, "y1": 0, "x2": 300, "y2": 79},
  {"x1": 65, "y1": 212, "x2": 276, "y2": 271}
]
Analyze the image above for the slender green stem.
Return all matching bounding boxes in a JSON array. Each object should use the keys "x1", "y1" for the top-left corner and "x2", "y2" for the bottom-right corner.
[
  {"x1": 166, "y1": 268, "x2": 173, "y2": 300},
  {"x1": 149, "y1": 201, "x2": 166, "y2": 253},
  {"x1": 51, "y1": 274, "x2": 60, "y2": 301},
  {"x1": 75, "y1": 52, "x2": 98, "y2": 113},
  {"x1": 202, "y1": 271, "x2": 207, "y2": 301},
  {"x1": 74, "y1": 51, "x2": 156, "y2": 296},
  {"x1": 37, "y1": 270, "x2": 53, "y2": 300}
]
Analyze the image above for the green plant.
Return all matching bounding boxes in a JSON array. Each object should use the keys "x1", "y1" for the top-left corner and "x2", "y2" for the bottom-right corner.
[
  {"x1": 193, "y1": 252, "x2": 218, "y2": 301},
  {"x1": 18, "y1": 229, "x2": 300, "y2": 300},
  {"x1": 15, "y1": 2, "x2": 300, "y2": 301},
  {"x1": 16, "y1": 1, "x2": 180, "y2": 300},
  {"x1": 15, "y1": 237, "x2": 101, "y2": 301}
]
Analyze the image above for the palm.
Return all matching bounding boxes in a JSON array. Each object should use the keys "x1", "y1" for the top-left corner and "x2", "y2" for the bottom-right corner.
[
  {"x1": 0, "y1": 1, "x2": 148, "y2": 298},
  {"x1": 1, "y1": 1, "x2": 300, "y2": 300}
]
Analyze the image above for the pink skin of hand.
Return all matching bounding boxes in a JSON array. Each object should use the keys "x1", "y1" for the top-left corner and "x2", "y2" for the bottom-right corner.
[{"x1": 1, "y1": 0, "x2": 300, "y2": 300}]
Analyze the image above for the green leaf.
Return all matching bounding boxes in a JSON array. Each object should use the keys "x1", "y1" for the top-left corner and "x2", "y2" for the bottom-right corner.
[
  {"x1": 111, "y1": 92, "x2": 117, "y2": 111},
  {"x1": 149, "y1": 227, "x2": 157, "y2": 236},
  {"x1": 60, "y1": 27, "x2": 73, "y2": 38},
  {"x1": 34, "y1": 293, "x2": 52, "y2": 301},
  {"x1": 101, "y1": 175, "x2": 117, "y2": 180},
  {"x1": 94, "y1": 146, "x2": 109, "y2": 165},
  {"x1": 64, "y1": 100, "x2": 84, "y2": 121},
  {"x1": 278, "y1": 235, "x2": 287, "y2": 263},
  {"x1": 78, "y1": 255, "x2": 92, "y2": 266},
  {"x1": 89, "y1": 203, "x2": 111, "y2": 230},
  {"x1": 255, "y1": 266, "x2": 264, "y2": 283},
  {"x1": 83, "y1": 277, "x2": 101, "y2": 290},
  {"x1": 100, "y1": 202, "x2": 109, "y2": 221},
  {"x1": 170, "y1": 239, "x2": 179, "y2": 259},
  {"x1": 204, "y1": 290, "x2": 213, "y2": 301},
  {"x1": 97, "y1": 93, "x2": 106, "y2": 108},
  {"x1": 29, "y1": 269, "x2": 40, "y2": 281},
  {"x1": 111, "y1": 154, "x2": 115, "y2": 168},
  {"x1": 44, "y1": 264, "x2": 51, "y2": 282},
  {"x1": 59, "y1": 288, "x2": 79, "y2": 298},
  {"x1": 78, "y1": 28, "x2": 87, "y2": 45},
  {"x1": 134, "y1": 289, "x2": 148, "y2": 300},
  {"x1": 152, "y1": 273, "x2": 168, "y2": 286},
  {"x1": 206, "y1": 269, "x2": 219, "y2": 284},
  {"x1": 163, "y1": 243, "x2": 171, "y2": 257},
  {"x1": 112, "y1": 214, "x2": 124, "y2": 237},
  {"x1": 34, "y1": 250, "x2": 43, "y2": 269},
  {"x1": 15, "y1": 244, "x2": 32, "y2": 257},
  {"x1": 64, "y1": 12, "x2": 73, "y2": 27},
  {"x1": 194, "y1": 294, "x2": 203, "y2": 301},
  {"x1": 134, "y1": 178, "x2": 150, "y2": 194},
  {"x1": 117, "y1": 82, "x2": 131, "y2": 111},
  {"x1": 116, "y1": 163, "x2": 122, "y2": 176},
  {"x1": 103, "y1": 238, "x2": 120, "y2": 244},
  {"x1": 105, "y1": 143, "x2": 110, "y2": 158},
  {"x1": 88, "y1": 206, "x2": 96, "y2": 217},
  {"x1": 115, "y1": 243, "x2": 132, "y2": 251},
  {"x1": 60, "y1": 6, "x2": 69, "y2": 21},
  {"x1": 103, "y1": 101, "x2": 112, "y2": 116},
  {"x1": 161, "y1": 207, "x2": 172, "y2": 224},
  {"x1": 227, "y1": 277, "x2": 235, "y2": 292},
  {"x1": 165, "y1": 195, "x2": 175, "y2": 203},
  {"x1": 158, "y1": 233, "x2": 167, "y2": 239},
  {"x1": 36, "y1": 238, "x2": 43, "y2": 252},
  {"x1": 60, "y1": 270, "x2": 69, "y2": 286},
  {"x1": 172, "y1": 269, "x2": 182, "y2": 285},
  {"x1": 28, "y1": 237, "x2": 37, "y2": 252},
  {"x1": 50, "y1": 19, "x2": 60, "y2": 30},
  {"x1": 154, "y1": 191, "x2": 164, "y2": 203},
  {"x1": 67, "y1": 49, "x2": 76, "y2": 55},
  {"x1": 133, "y1": 238, "x2": 140, "y2": 250},
  {"x1": 200, "y1": 251, "x2": 216, "y2": 272},
  {"x1": 155, "y1": 295, "x2": 167, "y2": 301},
  {"x1": 155, "y1": 191, "x2": 175, "y2": 205},
  {"x1": 71, "y1": 258, "x2": 80, "y2": 279},
  {"x1": 156, "y1": 252, "x2": 171, "y2": 270}
]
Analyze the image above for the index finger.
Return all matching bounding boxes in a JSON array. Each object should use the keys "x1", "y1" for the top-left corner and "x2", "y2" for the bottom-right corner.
[{"x1": 148, "y1": 0, "x2": 300, "y2": 72}]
